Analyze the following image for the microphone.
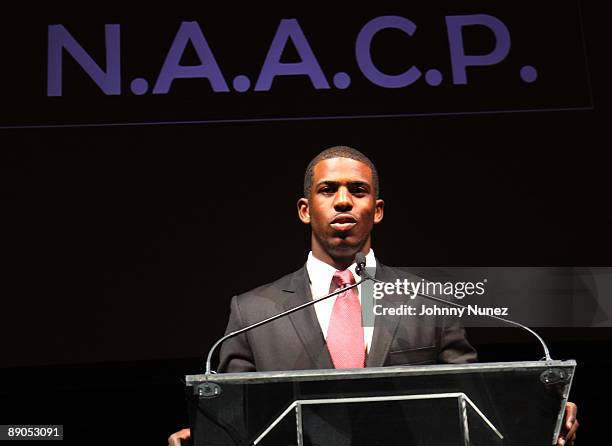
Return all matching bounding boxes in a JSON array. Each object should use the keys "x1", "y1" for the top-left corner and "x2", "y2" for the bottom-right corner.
[
  {"x1": 204, "y1": 254, "x2": 375, "y2": 375},
  {"x1": 355, "y1": 252, "x2": 368, "y2": 279}
]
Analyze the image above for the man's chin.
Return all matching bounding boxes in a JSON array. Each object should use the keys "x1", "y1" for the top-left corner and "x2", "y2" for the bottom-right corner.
[
  {"x1": 327, "y1": 239, "x2": 363, "y2": 258},
  {"x1": 313, "y1": 232, "x2": 368, "y2": 262}
]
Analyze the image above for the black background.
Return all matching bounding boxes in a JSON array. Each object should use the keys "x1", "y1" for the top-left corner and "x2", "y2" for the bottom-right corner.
[{"x1": 1, "y1": 1, "x2": 610, "y2": 444}]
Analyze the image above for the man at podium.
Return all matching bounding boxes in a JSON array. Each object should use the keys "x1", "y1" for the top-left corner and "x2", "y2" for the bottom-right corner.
[{"x1": 169, "y1": 146, "x2": 578, "y2": 446}]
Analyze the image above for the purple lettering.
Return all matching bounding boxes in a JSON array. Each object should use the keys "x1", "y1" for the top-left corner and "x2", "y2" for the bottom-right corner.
[
  {"x1": 47, "y1": 24, "x2": 120, "y2": 96},
  {"x1": 446, "y1": 14, "x2": 511, "y2": 85},
  {"x1": 153, "y1": 21, "x2": 229, "y2": 94},
  {"x1": 254, "y1": 19, "x2": 329, "y2": 91},
  {"x1": 355, "y1": 16, "x2": 421, "y2": 88}
]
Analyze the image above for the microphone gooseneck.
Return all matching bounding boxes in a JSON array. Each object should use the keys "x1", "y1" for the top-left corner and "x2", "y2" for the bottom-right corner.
[{"x1": 205, "y1": 256, "x2": 553, "y2": 375}]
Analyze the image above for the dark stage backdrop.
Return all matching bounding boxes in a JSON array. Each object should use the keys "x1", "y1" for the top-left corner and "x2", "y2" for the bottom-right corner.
[
  {"x1": 1, "y1": 5, "x2": 611, "y2": 442},
  {"x1": 4, "y1": 114, "x2": 612, "y2": 368}
]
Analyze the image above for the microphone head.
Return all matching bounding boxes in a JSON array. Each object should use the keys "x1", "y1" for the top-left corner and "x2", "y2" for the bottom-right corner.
[{"x1": 355, "y1": 252, "x2": 367, "y2": 276}]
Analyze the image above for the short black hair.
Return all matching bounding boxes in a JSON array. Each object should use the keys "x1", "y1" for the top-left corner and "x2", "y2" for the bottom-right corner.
[{"x1": 303, "y1": 146, "x2": 379, "y2": 198}]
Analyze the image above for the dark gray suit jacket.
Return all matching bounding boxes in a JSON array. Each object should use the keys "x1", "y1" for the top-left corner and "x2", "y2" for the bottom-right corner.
[{"x1": 219, "y1": 263, "x2": 477, "y2": 372}]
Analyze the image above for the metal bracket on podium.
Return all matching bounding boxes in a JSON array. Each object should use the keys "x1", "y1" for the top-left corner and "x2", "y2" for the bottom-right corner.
[{"x1": 252, "y1": 392, "x2": 503, "y2": 446}]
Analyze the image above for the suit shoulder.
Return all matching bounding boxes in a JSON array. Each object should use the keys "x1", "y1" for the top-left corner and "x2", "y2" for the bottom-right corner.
[
  {"x1": 233, "y1": 267, "x2": 307, "y2": 304},
  {"x1": 376, "y1": 263, "x2": 422, "y2": 282}
]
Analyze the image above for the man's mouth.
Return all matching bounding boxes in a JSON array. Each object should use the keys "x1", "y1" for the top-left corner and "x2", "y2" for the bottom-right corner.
[{"x1": 330, "y1": 214, "x2": 357, "y2": 232}]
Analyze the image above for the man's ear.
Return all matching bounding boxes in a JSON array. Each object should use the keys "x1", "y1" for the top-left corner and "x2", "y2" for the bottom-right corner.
[
  {"x1": 374, "y1": 199, "x2": 384, "y2": 224},
  {"x1": 297, "y1": 198, "x2": 311, "y2": 224}
]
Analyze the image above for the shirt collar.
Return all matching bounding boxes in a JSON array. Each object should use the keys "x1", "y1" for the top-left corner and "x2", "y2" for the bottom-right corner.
[{"x1": 306, "y1": 249, "x2": 377, "y2": 296}]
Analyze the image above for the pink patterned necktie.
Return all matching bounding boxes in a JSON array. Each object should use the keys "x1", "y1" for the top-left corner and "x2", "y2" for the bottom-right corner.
[{"x1": 326, "y1": 269, "x2": 365, "y2": 368}]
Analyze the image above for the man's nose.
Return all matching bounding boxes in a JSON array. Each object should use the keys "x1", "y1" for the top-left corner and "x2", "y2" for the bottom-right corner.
[{"x1": 334, "y1": 187, "x2": 353, "y2": 211}]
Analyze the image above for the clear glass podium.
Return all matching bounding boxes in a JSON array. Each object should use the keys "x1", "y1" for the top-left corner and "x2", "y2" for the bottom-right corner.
[{"x1": 186, "y1": 360, "x2": 575, "y2": 446}]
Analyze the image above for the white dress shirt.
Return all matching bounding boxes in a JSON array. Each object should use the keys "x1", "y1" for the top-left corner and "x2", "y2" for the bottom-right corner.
[{"x1": 306, "y1": 250, "x2": 376, "y2": 353}]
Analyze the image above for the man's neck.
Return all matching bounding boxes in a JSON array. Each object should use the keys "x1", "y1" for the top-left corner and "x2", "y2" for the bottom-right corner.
[
  {"x1": 310, "y1": 235, "x2": 372, "y2": 270},
  {"x1": 310, "y1": 250, "x2": 370, "y2": 270}
]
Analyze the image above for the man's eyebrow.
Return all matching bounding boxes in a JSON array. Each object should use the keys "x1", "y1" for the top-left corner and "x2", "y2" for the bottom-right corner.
[
  {"x1": 315, "y1": 180, "x2": 338, "y2": 187},
  {"x1": 315, "y1": 180, "x2": 371, "y2": 189}
]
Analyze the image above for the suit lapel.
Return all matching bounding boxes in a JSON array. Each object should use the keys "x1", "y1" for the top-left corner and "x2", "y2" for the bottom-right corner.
[
  {"x1": 281, "y1": 267, "x2": 334, "y2": 370},
  {"x1": 366, "y1": 263, "x2": 402, "y2": 367},
  {"x1": 277, "y1": 263, "x2": 402, "y2": 369}
]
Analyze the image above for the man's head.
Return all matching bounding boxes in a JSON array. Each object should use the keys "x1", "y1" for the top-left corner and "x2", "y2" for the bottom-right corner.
[
  {"x1": 303, "y1": 146, "x2": 380, "y2": 198},
  {"x1": 298, "y1": 146, "x2": 384, "y2": 269}
]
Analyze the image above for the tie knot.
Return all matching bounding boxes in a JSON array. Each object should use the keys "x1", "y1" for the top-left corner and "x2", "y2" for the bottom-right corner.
[{"x1": 333, "y1": 269, "x2": 356, "y2": 288}]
